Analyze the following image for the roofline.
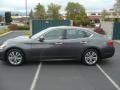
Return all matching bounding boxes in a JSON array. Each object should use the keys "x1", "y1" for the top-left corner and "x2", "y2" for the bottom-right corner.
[{"x1": 47, "y1": 26, "x2": 95, "y2": 33}]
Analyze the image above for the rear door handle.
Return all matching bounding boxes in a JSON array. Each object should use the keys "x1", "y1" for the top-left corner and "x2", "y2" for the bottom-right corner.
[
  {"x1": 80, "y1": 41, "x2": 87, "y2": 44},
  {"x1": 55, "y1": 42, "x2": 63, "y2": 45}
]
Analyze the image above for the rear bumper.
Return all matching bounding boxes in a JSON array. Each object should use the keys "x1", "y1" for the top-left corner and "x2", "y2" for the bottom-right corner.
[{"x1": 100, "y1": 46, "x2": 115, "y2": 59}]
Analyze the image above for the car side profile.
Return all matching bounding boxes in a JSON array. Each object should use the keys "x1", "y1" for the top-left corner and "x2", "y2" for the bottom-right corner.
[{"x1": 0, "y1": 26, "x2": 115, "y2": 66}]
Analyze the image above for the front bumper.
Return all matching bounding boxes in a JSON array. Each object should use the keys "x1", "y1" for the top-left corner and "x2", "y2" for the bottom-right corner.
[{"x1": 0, "y1": 49, "x2": 5, "y2": 61}]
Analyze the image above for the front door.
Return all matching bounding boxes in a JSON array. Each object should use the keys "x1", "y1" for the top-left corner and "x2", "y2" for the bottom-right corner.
[{"x1": 38, "y1": 28, "x2": 66, "y2": 58}]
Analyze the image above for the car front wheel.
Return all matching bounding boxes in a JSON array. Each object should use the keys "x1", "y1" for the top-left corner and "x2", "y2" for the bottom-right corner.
[
  {"x1": 6, "y1": 49, "x2": 24, "y2": 66},
  {"x1": 82, "y1": 49, "x2": 98, "y2": 65}
]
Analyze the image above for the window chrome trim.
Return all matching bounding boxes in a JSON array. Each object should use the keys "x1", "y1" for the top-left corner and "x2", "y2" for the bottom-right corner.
[{"x1": 88, "y1": 34, "x2": 93, "y2": 38}]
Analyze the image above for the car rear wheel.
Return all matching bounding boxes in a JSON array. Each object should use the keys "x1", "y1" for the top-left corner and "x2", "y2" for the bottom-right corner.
[
  {"x1": 82, "y1": 49, "x2": 98, "y2": 65},
  {"x1": 6, "y1": 49, "x2": 24, "y2": 66}
]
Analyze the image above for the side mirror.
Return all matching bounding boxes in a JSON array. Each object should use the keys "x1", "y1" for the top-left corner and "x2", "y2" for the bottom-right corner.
[{"x1": 39, "y1": 37, "x2": 44, "y2": 42}]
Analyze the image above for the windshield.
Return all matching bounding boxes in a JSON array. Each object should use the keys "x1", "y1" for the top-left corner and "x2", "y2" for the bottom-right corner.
[{"x1": 31, "y1": 28, "x2": 50, "y2": 39}]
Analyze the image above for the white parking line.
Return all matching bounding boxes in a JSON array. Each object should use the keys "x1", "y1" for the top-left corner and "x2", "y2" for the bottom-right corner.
[
  {"x1": 30, "y1": 62, "x2": 42, "y2": 90},
  {"x1": 96, "y1": 64, "x2": 120, "y2": 90}
]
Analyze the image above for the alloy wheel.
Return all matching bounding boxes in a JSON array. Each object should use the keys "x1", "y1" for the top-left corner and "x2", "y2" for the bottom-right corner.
[
  {"x1": 7, "y1": 49, "x2": 24, "y2": 66},
  {"x1": 83, "y1": 50, "x2": 98, "y2": 65}
]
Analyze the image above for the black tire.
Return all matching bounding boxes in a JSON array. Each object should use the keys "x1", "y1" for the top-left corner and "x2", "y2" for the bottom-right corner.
[
  {"x1": 82, "y1": 49, "x2": 98, "y2": 66},
  {"x1": 6, "y1": 49, "x2": 25, "y2": 66}
]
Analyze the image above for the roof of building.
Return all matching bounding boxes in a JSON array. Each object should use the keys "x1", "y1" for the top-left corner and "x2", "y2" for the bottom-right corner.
[{"x1": 88, "y1": 16, "x2": 101, "y2": 20}]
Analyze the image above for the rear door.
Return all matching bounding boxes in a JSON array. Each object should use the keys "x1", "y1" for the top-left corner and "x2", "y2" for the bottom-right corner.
[{"x1": 61, "y1": 28, "x2": 92, "y2": 58}]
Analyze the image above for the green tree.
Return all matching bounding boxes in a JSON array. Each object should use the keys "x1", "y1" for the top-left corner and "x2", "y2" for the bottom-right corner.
[
  {"x1": 34, "y1": 3, "x2": 46, "y2": 19},
  {"x1": 114, "y1": 0, "x2": 120, "y2": 22},
  {"x1": 47, "y1": 3, "x2": 61, "y2": 19},
  {"x1": 29, "y1": 9, "x2": 34, "y2": 19},
  {"x1": 66, "y1": 2, "x2": 85, "y2": 19},
  {"x1": 114, "y1": 0, "x2": 120, "y2": 14},
  {"x1": 5, "y1": 11, "x2": 12, "y2": 25},
  {"x1": 101, "y1": 9, "x2": 107, "y2": 21},
  {"x1": 65, "y1": 2, "x2": 89, "y2": 26},
  {"x1": 101, "y1": 9, "x2": 108, "y2": 21}
]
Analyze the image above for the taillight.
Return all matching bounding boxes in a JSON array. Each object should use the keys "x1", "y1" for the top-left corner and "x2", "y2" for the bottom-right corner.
[{"x1": 107, "y1": 40, "x2": 113, "y2": 46}]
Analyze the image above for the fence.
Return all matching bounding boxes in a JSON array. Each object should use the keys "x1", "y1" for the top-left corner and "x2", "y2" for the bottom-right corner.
[
  {"x1": 113, "y1": 22, "x2": 120, "y2": 40},
  {"x1": 30, "y1": 20, "x2": 72, "y2": 35}
]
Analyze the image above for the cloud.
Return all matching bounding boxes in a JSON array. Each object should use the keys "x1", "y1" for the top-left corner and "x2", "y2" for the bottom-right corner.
[{"x1": 0, "y1": 0, "x2": 115, "y2": 13}]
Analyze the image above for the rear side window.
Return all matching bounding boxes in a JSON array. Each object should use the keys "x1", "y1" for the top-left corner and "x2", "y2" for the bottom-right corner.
[
  {"x1": 78, "y1": 30, "x2": 91, "y2": 37},
  {"x1": 66, "y1": 29, "x2": 91, "y2": 39}
]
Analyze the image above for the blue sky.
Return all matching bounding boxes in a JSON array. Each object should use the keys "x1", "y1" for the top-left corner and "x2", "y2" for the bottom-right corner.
[{"x1": 0, "y1": 0, "x2": 115, "y2": 13}]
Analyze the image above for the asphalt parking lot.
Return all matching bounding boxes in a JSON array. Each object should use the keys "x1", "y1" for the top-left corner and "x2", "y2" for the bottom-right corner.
[{"x1": 0, "y1": 31, "x2": 120, "y2": 90}]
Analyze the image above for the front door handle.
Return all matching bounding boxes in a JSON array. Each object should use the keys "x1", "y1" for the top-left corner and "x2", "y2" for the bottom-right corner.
[
  {"x1": 80, "y1": 41, "x2": 87, "y2": 44},
  {"x1": 55, "y1": 42, "x2": 63, "y2": 45}
]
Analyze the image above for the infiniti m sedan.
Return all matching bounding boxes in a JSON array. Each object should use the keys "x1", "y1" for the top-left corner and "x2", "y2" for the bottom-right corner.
[{"x1": 0, "y1": 26, "x2": 115, "y2": 66}]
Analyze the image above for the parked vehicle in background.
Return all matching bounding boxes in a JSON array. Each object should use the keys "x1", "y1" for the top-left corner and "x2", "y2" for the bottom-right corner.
[
  {"x1": 94, "y1": 24, "x2": 106, "y2": 35},
  {"x1": 0, "y1": 22, "x2": 5, "y2": 26},
  {"x1": 0, "y1": 22, "x2": 6, "y2": 29},
  {"x1": 0, "y1": 26, "x2": 115, "y2": 66}
]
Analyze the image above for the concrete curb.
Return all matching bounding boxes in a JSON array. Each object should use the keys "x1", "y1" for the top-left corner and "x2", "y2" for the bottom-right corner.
[{"x1": 0, "y1": 31, "x2": 13, "y2": 37}]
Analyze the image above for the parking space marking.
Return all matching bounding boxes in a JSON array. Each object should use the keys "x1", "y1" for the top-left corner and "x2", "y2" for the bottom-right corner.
[
  {"x1": 30, "y1": 62, "x2": 42, "y2": 90},
  {"x1": 96, "y1": 64, "x2": 120, "y2": 90}
]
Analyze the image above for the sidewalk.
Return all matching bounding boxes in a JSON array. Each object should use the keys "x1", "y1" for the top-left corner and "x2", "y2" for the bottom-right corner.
[{"x1": 114, "y1": 40, "x2": 120, "y2": 44}]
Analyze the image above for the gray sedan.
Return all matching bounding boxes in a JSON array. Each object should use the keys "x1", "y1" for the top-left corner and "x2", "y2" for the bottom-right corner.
[{"x1": 0, "y1": 26, "x2": 115, "y2": 66}]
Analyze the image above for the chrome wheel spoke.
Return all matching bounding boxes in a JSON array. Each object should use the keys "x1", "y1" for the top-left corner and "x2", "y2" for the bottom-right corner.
[
  {"x1": 92, "y1": 57, "x2": 97, "y2": 60},
  {"x1": 9, "y1": 56, "x2": 14, "y2": 60},
  {"x1": 17, "y1": 57, "x2": 22, "y2": 60},
  {"x1": 91, "y1": 52, "x2": 96, "y2": 56}
]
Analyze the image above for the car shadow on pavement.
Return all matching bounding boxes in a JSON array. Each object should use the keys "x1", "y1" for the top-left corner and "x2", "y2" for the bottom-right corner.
[
  {"x1": 0, "y1": 60, "x2": 39, "y2": 67},
  {"x1": 97, "y1": 59, "x2": 113, "y2": 66},
  {"x1": 0, "y1": 59, "x2": 113, "y2": 67},
  {"x1": 25, "y1": 61, "x2": 40, "y2": 66},
  {"x1": 40, "y1": 60, "x2": 91, "y2": 67},
  {"x1": 41, "y1": 59, "x2": 114, "y2": 67}
]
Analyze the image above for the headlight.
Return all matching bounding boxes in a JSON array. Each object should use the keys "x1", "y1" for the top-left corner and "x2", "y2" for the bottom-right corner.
[{"x1": 0, "y1": 42, "x2": 7, "y2": 49}]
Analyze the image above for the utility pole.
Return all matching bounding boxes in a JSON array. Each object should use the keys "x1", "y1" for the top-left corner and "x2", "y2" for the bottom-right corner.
[{"x1": 25, "y1": 0, "x2": 28, "y2": 24}]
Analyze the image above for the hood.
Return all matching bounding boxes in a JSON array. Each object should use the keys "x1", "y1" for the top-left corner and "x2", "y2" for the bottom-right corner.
[
  {"x1": 6, "y1": 36, "x2": 31, "y2": 43},
  {"x1": 13, "y1": 36, "x2": 29, "y2": 40}
]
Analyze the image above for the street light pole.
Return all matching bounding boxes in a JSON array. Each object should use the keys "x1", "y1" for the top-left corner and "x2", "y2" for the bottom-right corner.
[{"x1": 25, "y1": 0, "x2": 27, "y2": 24}]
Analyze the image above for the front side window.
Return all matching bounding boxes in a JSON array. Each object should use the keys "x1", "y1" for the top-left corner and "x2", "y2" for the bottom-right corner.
[
  {"x1": 66, "y1": 29, "x2": 91, "y2": 39},
  {"x1": 44, "y1": 29, "x2": 63, "y2": 40},
  {"x1": 66, "y1": 29, "x2": 78, "y2": 39}
]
